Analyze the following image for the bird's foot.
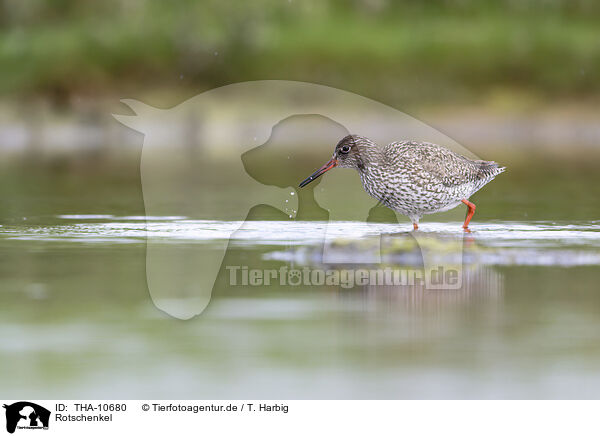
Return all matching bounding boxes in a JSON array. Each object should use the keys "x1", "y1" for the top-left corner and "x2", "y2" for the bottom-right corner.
[{"x1": 461, "y1": 199, "x2": 476, "y2": 229}]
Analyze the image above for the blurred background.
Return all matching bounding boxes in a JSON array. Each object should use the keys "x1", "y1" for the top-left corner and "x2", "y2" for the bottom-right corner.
[
  {"x1": 1, "y1": 0, "x2": 600, "y2": 398},
  {"x1": 2, "y1": 0, "x2": 600, "y2": 214}
]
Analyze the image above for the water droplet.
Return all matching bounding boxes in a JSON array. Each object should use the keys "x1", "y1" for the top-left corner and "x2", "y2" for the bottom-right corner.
[
  {"x1": 285, "y1": 199, "x2": 288, "y2": 203},
  {"x1": 290, "y1": 192, "x2": 295, "y2": 196},
  {"x1": 289, "y1": 214, "x2": 293, "y2": 218}
]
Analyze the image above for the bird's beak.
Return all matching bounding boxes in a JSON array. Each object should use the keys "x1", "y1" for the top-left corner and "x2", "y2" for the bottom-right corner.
[{"x1": 299, "y1": 158, "x2": 338, "y2": 187}]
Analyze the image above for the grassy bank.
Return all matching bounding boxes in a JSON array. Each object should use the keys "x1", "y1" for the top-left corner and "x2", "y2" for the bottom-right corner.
[{"x1": 2, "y1": 0, "x2": 600, "y2": 107}]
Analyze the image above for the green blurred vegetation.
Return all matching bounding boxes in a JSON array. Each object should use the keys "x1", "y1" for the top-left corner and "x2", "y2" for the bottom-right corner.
[{"x1": 1, "y1": 0, "x2": 599, "y2": 106}]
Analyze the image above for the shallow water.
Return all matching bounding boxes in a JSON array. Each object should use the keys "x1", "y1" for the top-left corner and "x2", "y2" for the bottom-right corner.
[
  {"x1": 1, "y1": 156, "x2": 600, "y2": 398},
  {"x1": 1, "y1": 214, "x2": 600, "y2": 398},
  {"x1": 3, "y1": 217, "x2": 600, "y2": 264}
]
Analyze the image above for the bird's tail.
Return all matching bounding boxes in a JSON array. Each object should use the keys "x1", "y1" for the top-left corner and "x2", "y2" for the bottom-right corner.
[{"x1": 476, "y1": 160, "x2": 506, "y2": 179}]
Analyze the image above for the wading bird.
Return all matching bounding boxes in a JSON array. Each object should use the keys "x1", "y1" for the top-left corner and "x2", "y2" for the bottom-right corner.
[{"x1": 299, "y1": 135, "x2": 505, "y2": 230}]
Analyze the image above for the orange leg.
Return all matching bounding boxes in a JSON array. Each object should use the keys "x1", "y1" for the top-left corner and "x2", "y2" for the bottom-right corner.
[
  {"x1": 413, "y1": 222, "x2": 419, "y2": 231},
  {"x1": 461, "y1": 199, "x2": 476, "y2": 229}
]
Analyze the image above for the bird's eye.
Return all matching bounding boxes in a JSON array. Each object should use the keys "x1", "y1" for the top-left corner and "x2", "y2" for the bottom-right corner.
[{"x1": 340, "y1": 145, "x2": 351, "y2": 154}]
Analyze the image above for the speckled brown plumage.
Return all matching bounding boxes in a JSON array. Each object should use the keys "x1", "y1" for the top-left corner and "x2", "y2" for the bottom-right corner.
[{"x1": 299, "y1": 134, "x2": 505, "y2": 229}]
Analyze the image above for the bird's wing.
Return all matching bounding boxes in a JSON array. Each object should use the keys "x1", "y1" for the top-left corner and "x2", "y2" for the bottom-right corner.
[{"x1": 385, "y1": 141, "x2": 482, "y2": 187}]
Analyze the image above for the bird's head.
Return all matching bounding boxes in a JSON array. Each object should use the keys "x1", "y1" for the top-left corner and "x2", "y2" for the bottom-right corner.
[{"x1": 299, "y1": 135, "x2": 376, "y2": 187}]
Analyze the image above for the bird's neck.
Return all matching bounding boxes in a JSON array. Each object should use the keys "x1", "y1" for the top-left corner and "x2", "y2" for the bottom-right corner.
[
  {"x1": 355, "y1": 144, "x2": 384, "y2": 172},
  {"x1": 357, "y1": 150, "x2": 389, "y2": 199}
]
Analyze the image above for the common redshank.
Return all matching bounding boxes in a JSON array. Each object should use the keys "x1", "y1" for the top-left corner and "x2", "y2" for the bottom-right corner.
[{"x1": 299, "y1": 135, "x2": 505, "y2": 230}]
